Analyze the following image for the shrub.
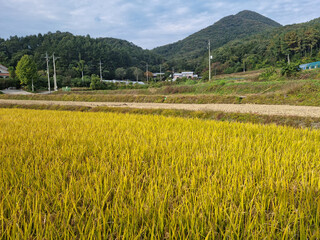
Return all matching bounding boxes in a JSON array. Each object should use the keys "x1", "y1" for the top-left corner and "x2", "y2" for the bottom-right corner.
[
  {"x1": 0, "y1": 78, "x2": 20, "y2": 90},
  {"x1": 281, "y1": 63, "x2": 301, "y2": 77}
]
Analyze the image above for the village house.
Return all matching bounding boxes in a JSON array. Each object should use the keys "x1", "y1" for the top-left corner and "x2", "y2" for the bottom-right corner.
[
  {"x1": 0, "y1": 64, "x2": 9, "y2": 78},
  {"x1": 172, "y1": 72, "x2": 198, "y2": 81}
]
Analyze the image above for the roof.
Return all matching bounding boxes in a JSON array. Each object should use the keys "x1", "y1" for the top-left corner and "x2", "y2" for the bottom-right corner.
[
  {"x1": 0, "y1": 64, "x2": 8, "y2": 69},
  {"x1": 299, "y1": 61, "x2": 320, "y2": 69}
]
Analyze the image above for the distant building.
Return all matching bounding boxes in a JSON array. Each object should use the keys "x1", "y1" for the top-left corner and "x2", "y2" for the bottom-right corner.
[
  {"x1": 0, "y1": 64, "x2": 9, "y2": 78},
  {"x1": 299, "y1": 61, "x2": 320, "y2": 70},
  {"x1": 152, "y1": 73, "x2": 165, "y2": 78},
  {"x1": 102, "y1": 80, "x2": 145, "y2": 85},
  {"x1": 172, "y1": 72, "x2": 198, "y2": 81}
]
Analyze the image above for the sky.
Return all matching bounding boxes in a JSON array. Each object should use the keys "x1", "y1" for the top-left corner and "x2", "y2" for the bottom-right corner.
[{"x1": 0, "y1": 0, "x2": 319, "y2": 49}]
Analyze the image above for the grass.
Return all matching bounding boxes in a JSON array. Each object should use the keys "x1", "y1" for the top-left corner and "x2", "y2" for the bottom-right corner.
[
  {"x1": 1, "y1": 108, "x2": 320, "y2": 239},
  {"x1": 1, "y1": 103, "x2": 320, "y2": 129},
  {"x1": 2, "y1": 69, "x2": 320, "y2": 106}
]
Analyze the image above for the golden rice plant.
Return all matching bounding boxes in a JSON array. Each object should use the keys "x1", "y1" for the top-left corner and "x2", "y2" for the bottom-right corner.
[{"x1": 0, "y1": 108, "x2": 320, "y2": 239}]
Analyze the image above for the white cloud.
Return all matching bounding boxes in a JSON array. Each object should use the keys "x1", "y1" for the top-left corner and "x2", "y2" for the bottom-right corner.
[{"x1": 0, "y1": 0, "x2": 319, "y2": 49}]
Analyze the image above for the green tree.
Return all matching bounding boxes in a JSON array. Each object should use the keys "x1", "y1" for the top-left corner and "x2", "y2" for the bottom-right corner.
[
  {"x1": 304, "y1": 28, "x2": 320, "y2": 56},
  {"x1": 90, "y1": 74, "x2": 101, "y2": 90},
  {"x1": 16, "y1": 55, "x2": 37, "y2": 91},
  {"x1": 133, "y1": 67, "x2": 143, "y2": 81},
  {"x1": 115, "y1": 67, "x2": 126, "y2": 80},
  {"x1": 73, "y1": 53, "x2": 85, "y2": 81}
]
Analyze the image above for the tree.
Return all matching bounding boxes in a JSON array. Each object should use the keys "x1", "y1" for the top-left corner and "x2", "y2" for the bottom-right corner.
[
  {"x1": 16, "y1": 55, "x2": 37, "y2": 91},
  {"x1": 115, "y1": 67, "x2": 126, "y2": 80},
  {"x1": 144, "y1": 71, "x2": 153, "y2": 82},
  {"x1": 282, "y1": 32, "x2": 301, "y2": 63},
  {"x1": 133, "y1": 67, "x2": 143, "y2": 81},
  {"x1": 8, "y1": 66, "x2": 16, "y2": 80},
  {"x1": 73, "y1": 53, "x2": 85, "y2": 81},
  {"x1": 90, "y1": 74, "x2": 101, "y2": 90},
  {"x1": 304, "y1": 28, "x2": 320, "y2": 56}
]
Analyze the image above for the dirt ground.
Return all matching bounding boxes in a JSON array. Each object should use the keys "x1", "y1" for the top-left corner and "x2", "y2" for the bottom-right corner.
[
  {"x1": 1, "y1": 99, "x2": 320, "y2": 118},
  {"x1": 1, "y1": 89, "x2": 32, "y2": 95}
]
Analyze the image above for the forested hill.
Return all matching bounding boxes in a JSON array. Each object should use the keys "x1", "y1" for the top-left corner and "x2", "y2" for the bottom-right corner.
[
  {"x1": 152, "y1": 10, "x2": 281, "y2": 64},
  {"x1": 205, "y1": 17, "x2": 320, "y2": 74},
  {"x1": 0, "y1": 31, "x2": 162, "y2": 79}
]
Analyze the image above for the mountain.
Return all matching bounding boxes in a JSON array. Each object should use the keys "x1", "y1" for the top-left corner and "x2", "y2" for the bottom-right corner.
[
  {"x1": 204, "y1": 15, "x2": 320, "y2": 75},
  {"x1": 152, "y1": 10, "x2": 281, "y2": 69},
  {"x1": 0, "y1": 31, "x2": 162, "y2": 79}
]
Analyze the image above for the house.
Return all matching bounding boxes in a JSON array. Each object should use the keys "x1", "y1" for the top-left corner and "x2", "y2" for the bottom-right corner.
[
  {"x1": 152, "y1": 73, "x2": 165, "y2": 78},
  {"x1": 0, "y1": 64, "x2": 9, "y2": 78},
  {"x1": 299, "y1": 61, "x2": 320, "y2": 70},
  {"x1": 172, "y1": 72, "x2": 198, "y2": 81}
]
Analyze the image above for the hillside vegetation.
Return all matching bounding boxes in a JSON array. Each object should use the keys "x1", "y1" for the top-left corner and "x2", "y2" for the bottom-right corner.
[
  {"x1": 0, "y1": 32, "x2": 162, "y2": 79},
  {"x1": 152, "y1": 10, "x2": 281, "y2": 70},
  {"x1": 207, "y1": 18, "x2": 320, "y2": 74}
]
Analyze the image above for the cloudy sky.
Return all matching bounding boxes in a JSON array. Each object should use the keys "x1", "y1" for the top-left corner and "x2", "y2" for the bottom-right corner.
[{"x1": 0, "y1": 0, "x2": 318, "y2": 49}]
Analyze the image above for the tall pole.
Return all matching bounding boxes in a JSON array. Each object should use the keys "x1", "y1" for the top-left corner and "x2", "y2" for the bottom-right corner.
[
  {"x1": 208, "y1": 40, "x2": 211, "y2": 81},
  {"x1": 243, "y1": 59, "x2": 246, "y2": 73},
  {"x1": 99, "y1": 59, "x2": 103, "y2": 82},
  {"x1": 136, "y1": 67, "x2": 139, "y2": 81},
  {"x1": 52, "y1": 53, "x2": 59, "y2": 91},
  {"x1": 45, "y1": 52, "x2": 51, "y2": 93},
  {"x1": 172, "y1": 67, "x2": 174, "y2": 82},
  {"x1": 160, "y1": 64, "x2": 162, "y2": 81},
  {"x1": 146, "y1": 63, "x2": 149, "y2": 83}
]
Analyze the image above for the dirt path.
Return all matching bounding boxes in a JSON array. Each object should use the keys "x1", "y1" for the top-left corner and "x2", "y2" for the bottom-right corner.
[{"x1": 1, "y1": 99, "x2": 320, "y2": 118}]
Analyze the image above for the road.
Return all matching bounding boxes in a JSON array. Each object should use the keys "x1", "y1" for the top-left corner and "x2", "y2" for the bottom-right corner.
[{"x1": 1, "y1": 99, "x2": 320, "y2": 118}]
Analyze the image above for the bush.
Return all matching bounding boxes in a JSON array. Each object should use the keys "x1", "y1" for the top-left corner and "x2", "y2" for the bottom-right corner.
[
  {"x1": 71, "y1": 77, "x2": 91, "y2": 87},
  {"x1": 185, "y1": 79, "x2": 197, "y2": 85},
  {"x1": 281, "y1": 63, "x2": 301, "y2": 77},
  {"x1": 0, "y1": 78, "x2": 20, "y2": 90},
  {"x1": 259, "y1": 67, "x2": 278, "y2": 80},
  {"x1": 175, "y1": 77, "x2": 188, "y2": 84}
]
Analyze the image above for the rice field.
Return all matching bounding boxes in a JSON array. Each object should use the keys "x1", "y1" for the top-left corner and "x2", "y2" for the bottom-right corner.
[{"x1": 0, "y1": 108, "x2": 320, "y2": 239}]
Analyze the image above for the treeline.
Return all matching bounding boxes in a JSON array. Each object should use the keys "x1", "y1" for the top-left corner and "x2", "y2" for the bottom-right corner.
[
  {"x1": 206, "y1": 20, "x2": 320, "y2": 75},
  {"x1": 0, "y1": 31, "x2": 163, "y2": 80}
]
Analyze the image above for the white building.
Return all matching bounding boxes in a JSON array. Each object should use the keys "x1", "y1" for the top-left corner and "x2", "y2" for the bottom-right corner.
[
  {"x1": 172, "y1": 72, "x2": 198, "y2": 81},
  {"x1": 0, "y1": 64, "x2": 9, "y2": 78}
]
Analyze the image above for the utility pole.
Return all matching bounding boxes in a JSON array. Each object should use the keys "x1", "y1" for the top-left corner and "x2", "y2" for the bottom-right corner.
[
  {"x1": 208, "y1": 40, "x2": 211, "y2": 81},
  {"x1": 146, "y1": 63, "x2": 149, "y2": 83},
  {"x1": 45, "y1": 52, "x2": 51, "y2": 93},
  {"x1": 135, "y1": 67, "x2": 139, "y2": 81},
  {"x1": 31, "y1": 78, "x2": 34, "y2": 92},
  {"x1": 287, "y1": 54, "x2": 290, "y2": 64},
  {"x1": 160, "y1": 64, "x2": 162, "y2": 81},
  {"x1": 172, "y1": 67, "x2": 174, "y2": 83},
  {"x1": 52, "y1": 53, "x2": 59, "y2": 91},
  {"x1": 99, "y1": 59, "x2": 103, "y2": 82}
]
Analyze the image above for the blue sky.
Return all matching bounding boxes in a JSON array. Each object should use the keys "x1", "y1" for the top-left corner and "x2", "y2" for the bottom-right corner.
[{"x1": 0, "y1": 0, "x2": 319, "y2": 49}]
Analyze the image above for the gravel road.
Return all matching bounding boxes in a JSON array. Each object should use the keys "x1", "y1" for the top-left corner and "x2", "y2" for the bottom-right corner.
[{"x1": 1, "y1": 99, "x2": 320, "y2": 118}]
